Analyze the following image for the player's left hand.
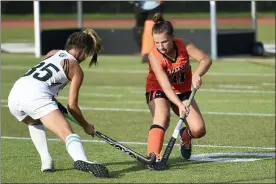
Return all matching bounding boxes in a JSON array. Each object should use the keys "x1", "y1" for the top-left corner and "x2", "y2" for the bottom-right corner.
[{"x1": 192, "y1": 74, "x2": 202, "y2": 89}]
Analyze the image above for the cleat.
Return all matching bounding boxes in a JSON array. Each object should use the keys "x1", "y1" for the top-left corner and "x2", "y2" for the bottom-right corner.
[
  {"x1": 74, "y1": 160, "x2": 109, "y2": 178},
  {"x1": 41, "y1": 158, "x2": 54, "y2": 172},
  {"x1": 179, "y1": 127, "x2": 192, "y2": 159},
  {"x1": 145, "y1": 159, "x2": 167, "y2": 171}
]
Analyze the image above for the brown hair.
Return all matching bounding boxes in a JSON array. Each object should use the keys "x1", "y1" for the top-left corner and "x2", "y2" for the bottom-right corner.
[
  {"x1": 152, "y1": 13, "x2": 174, "y2": 36},
  {"x1": 65, "y1": 28, "x2": 103, "y2": 67}
]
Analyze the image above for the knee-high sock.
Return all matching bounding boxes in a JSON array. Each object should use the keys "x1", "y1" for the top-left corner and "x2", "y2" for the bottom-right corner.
[
  {"x1": 147, "y1": 124, "x2": 165, "y2": 160},
  {"x1": 65, "y1": 134, "x2": 88, "y2": 162},
  {"x1": 28, "y1": 124, "x2": 52, "y2": 162}
]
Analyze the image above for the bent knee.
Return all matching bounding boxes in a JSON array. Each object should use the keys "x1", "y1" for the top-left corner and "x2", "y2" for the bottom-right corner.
[{"x1": 190, "y1": 127, "x2": 206, "y2": 138}]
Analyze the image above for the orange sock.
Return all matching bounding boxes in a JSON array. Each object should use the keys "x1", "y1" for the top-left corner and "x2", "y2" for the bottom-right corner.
[{"x1": 147, "y1": 124, "x2": 165, "y2": 160}]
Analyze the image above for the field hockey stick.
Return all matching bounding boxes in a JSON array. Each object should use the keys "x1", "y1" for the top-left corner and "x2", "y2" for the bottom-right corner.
[
  {"x1": 56, "y1": 101, "x2": 156, "y2": 165},
  {"x1": 161, "y1": 87, "x2": 197, "y2": 164}
]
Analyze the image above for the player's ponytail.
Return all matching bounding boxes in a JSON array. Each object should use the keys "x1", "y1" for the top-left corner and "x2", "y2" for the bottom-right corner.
[{"x1": 83, "y1": 28, "x2": 103, "y2": 67}]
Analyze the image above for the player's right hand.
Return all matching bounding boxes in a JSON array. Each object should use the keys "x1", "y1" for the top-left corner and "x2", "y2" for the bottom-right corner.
[
  {"x1": 83, "y1": 123, "x2": 95, "y2": 137},
  {"x1": 178, "y1": 103, "x2": 190, "y2": 118}
]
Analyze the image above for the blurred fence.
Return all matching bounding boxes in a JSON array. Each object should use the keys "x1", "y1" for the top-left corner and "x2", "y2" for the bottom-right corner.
[{"x1": 1, "y1": 1, "x2": 275, "y2": 14}]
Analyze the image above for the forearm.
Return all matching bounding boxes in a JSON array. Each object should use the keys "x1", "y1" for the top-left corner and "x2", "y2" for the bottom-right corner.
[
  {"x1": 194, "y1": 57, "x2": 212, "y2": 77},
  {"x1": 67, "y1": 105, "x2": 89, "y2": 127},
  {"x1": 163, "y1": 87, "x2": 182, "y2": 107}
]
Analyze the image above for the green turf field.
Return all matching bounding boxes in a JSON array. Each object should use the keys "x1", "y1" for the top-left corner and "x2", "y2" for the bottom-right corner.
[{"x1": 1, "y1": 53, "x2": 275, "y2": 183}]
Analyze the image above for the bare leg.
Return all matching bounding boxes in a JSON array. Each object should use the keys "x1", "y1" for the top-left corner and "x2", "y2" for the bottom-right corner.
[
  {"x1": 182, "y1": 99, "x2": 206, "y2": 138},
  {"x1": 171, "y1": 98, "x2": 206, "y2": 138},
  {"x1": 39, "y1": 109, "x2": 87, "y2": 161},
  {"x1": 172, "y1": 99, "x2": 206, "y2": 159}
]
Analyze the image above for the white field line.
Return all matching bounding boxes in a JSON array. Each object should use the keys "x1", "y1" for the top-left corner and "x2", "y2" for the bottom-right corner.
[
  {"x1": 2, "y1": 82, "x2": 274, "y2": 95},
  {"x1": 0, "y1": 99, "x2": 144, "y2": 104},
  {"x1": 1, "y1": 99, "x2": 273, "y2": 105},
  {"x1": 87, "y1": 85, "x2": 275, "y2": 94},
  {"x1": 206, "y1": 72, "x2": 274, "y2": 77},
  {"x1": 1, "y1": 104, "x2": 275, "y2": 117},
  {"x1": 1, "y1": 136, "x2": 275, "y2": 150},
  {"x1": 2, "y1": 65, "x2": 275, "y2": 77},
  {"x1": 263, "y1": 82, "x2": 275, "y2": 86},
  {"x1": 55, "y1": 98, "x2": 274, "y2": 104},
  {"x1": 199, "y1": 88, "x2": 274, "y2": 94},
  {"x1": 81, "y1": 85, "x2": 275, "y2": 95},
  {"x1": 81, "y1": 93, "x2": 123, "y2": 97},
  {"x1": 218, "y1": 84, "x2": 258, "y2": 89},
  {"x1": 129, "y1": 88, "x2": 275, "y2": 94}
]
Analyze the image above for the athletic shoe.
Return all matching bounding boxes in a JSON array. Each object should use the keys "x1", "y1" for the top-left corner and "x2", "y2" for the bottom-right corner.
[
  {"x1": 145, "y1": 159, "x2": 167, "y2": 171},
  {"x1": 179, "y1": 127, "x2": 192, "y2": 159},
  {"x1": 74, "y1": 160, "x2": 109, "y2": 178},
  {"x1": 41, "y1": 157, "x2": 54, "y2": 172}
]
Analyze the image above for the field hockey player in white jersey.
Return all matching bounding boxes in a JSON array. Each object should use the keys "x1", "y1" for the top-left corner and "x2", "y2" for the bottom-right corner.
[{"x1": 8, "y1": 29, "x2": 109, "y2": 178}]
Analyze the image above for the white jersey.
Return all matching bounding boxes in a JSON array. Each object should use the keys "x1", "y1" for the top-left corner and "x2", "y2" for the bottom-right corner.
[
  {"x1": 8, "y1": 50, "x2": 77, "y2": 121},
  {"x1": 12, "y1": 50, "x2": 76, "y2": 97}
]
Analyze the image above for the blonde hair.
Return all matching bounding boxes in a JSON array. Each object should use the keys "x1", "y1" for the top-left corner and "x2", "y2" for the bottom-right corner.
[
  {"x1": 65, "y1": 28, "x2": 103, "y2": 67},
  {"x1": 83, "y1": 28, "x2": 103, "y2": 66}
]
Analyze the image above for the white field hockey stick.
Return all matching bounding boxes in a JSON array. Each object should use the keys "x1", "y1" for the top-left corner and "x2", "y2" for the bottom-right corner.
[
  {"x1": 56, "y1": 101, "x2": 156, "y2": 165},
  {"x1": 161, "y1": 87, "x2": 198, "y2": 164}
]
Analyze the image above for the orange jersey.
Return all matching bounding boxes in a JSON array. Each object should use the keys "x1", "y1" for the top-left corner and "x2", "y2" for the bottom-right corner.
[{"x1": 146, "y1": 38, "x2": 192, "y2": 94}]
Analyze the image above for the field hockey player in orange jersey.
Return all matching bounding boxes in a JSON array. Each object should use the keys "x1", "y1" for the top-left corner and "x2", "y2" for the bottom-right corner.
[{"x1": 145, "y1": 13, "x2": 212, "y2": 170}]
